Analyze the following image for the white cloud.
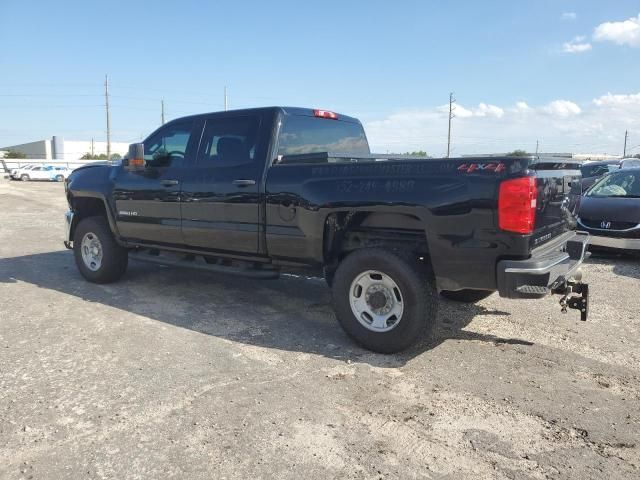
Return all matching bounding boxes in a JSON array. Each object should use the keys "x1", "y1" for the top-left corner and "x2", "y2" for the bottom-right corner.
[
  {"x1": 593, "y1": 92, "x2": 640, "y2": 107},
  {"x1": 542, "y1": 100, "x2": 582, "y2": 117},
  {"x1": 561, "y1": 12, "x2": 577, "y2": 21},
  {"x1": 438, "y1": 102, "x2": 504, "y2": 118},
  {"x1": 475, "y1": 103, "x2": 505, "y2": 118},
  {"x1": 562, "y1": 36, "x2": 592, "y2": 53},
  {"x1": 593, "y1": 14, "x2": 640, "y2": 47},
  {"x1": 363, "y1": 94, "x2": 639, "y2": 156},
  {"x1": 452, "y1": 104, "x2": 474, "y2": 118}
]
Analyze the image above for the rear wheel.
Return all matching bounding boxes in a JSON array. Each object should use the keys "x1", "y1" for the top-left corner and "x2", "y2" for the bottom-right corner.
[
  {"x1": 440, "y1": 289, "x2": 494, "y2": 303},
  {"x1": 55, "y1": 174, "x2": 64, "y2": 182},
  {"x1": 331, "y1": 248, "x2": 438, "y2": 353},
  {"x1": 20, "y1": 174, "x2": 30, "y2": 181},
  {"x1": 73, "y1": 216, "x2": 128, "y2": 283}
]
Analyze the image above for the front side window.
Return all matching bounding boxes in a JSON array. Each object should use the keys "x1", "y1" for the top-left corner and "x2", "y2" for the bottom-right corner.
[
  {"x1": 144, "y1": 121, "x2": 193, "y2": 167},
  {"x1": 588, "y1": 171, "x2": 640, "y2": 198},
  {"x1": 277, "y1": 115, "x2": 370, "y2": 156}
]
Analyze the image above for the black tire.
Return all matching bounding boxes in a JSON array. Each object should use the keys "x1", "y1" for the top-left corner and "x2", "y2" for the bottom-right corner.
[
  {"x1": 55, "y1": 174, "x2": 64, "y2": 182},
  {"x1": 323, "y1": 266, "x2": 336, "y2": 288},
  {"x1": 440, "y1": 289, "x2": 494, "y2": 303},
  {"x1": 20, "y1": 174, "x2": 29, "y2": 181},
  {"x1": 331, "y1": 248, "x2": 438, "y2": 354},
  {"x1": 73, "y1": 216, "x2": 128, "y2": 284}
]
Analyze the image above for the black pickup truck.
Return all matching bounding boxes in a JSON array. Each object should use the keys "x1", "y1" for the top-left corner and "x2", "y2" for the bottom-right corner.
[{"x1": 64, "y1": 106, "x2": 589, "y2": 353}]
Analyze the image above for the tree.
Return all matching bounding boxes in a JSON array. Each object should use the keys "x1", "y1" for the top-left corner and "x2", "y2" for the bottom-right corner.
[
  {"x1": 4, "y1": 150, "x2": 27, "y2": 159},
  {"x1": 81, "y1": 153, "x2": 111, "y2": 160},
  {"x1": 404, "y1": 150, "x2": 429, "y2": 157},
  {"x1": 506, "y1": 149, "x2": 529, "y2": 157},
  {"x1": 110, "y1": 153, "x2": 121, "y2": 160}
]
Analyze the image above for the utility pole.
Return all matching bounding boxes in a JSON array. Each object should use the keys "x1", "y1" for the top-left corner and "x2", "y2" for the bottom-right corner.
[
  {"x1": 224, "y1": 86, "x2": 228, "y2": 111},
  {"x1": 91, "y1": 138, "x2": 95, "y2": 156},
  {"x1": 104, "y1": 74, "x2": 111, "y2": 159},
  {"x1": 623, "y1": 130, "x2": 628, "y2": 157},
  {"x1": 446, "y1": 92, "x2": 456, "y2": 158},
  {"x1": 161, "y1": 99, "x2": 165, "y2": 125},
  {"x1": 535, "y1": 139, "x2": 539, "y2": 157}
]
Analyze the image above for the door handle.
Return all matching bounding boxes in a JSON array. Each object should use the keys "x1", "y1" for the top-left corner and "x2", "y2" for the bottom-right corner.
[
  {"x1": 161, "y1": 179, "x2": 179, "y2": 186},
  {"x1": 232, "y1": 179, "x2": 256, "y2": 187}
]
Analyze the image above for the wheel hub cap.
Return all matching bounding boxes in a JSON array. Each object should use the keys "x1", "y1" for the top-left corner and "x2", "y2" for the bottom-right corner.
[
  {"x1": 349, "y1": 270, "x2": 404, "y2": 333},
  {"x1": 80, "y1": 232, "x2": 103, "y2": 272}
]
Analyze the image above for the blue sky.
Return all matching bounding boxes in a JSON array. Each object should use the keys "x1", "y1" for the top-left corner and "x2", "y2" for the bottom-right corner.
[{"x1": 1, "y1": 0, "x2": 639, "y2": 155}]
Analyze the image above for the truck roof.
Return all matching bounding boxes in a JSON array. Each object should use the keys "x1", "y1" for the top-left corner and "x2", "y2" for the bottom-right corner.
[{"x1": 165, "y1": 106, "x2": 362, "y2": 125}]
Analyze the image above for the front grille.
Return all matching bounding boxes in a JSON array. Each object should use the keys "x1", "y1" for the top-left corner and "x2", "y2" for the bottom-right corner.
[{"x1": 579, "y1": 218, "x2": 638, "y2": 231}]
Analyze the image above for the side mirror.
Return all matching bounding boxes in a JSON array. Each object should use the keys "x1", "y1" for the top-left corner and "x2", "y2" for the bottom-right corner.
[{"x1": 124, "y1": 143, "x2": 145, "y2": 171}]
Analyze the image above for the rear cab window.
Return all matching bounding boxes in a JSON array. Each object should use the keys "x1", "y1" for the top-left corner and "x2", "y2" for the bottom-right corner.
[{"x1": 277, "y1": 114, "x2": 370, "y2": 157}]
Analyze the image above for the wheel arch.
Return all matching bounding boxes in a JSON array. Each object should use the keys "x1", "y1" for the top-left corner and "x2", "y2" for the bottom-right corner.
[
  {"x1": 69, "y1": 194, "x2": 120, "y2": 241},
  {"x1": 322, "y1": 211, "x2": 430, "y2": 269}
]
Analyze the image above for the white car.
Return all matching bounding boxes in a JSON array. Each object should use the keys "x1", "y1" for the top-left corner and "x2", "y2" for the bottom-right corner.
[
  {"x1": 15, "y1": 165, "x2": 69, "y2": 182},
  {"x1": 47, "y1": 165, "x2": 74, "y2": 181},
  {"x1": 9, "y1": 164, "x2": 37, "y2": 180}
]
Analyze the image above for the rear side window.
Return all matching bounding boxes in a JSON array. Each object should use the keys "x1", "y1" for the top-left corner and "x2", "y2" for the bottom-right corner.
[
  {"x1": 277, "y1": 115, "x2": 370, "y2": 156},
  {"x1": 581, "y1": 164, "x2": 610, "y2": 177},
  {"x1": 198, "y1": 116, "x2": 260, "y2": 166}
]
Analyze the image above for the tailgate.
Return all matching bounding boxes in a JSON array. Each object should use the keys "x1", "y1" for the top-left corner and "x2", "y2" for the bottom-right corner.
[{"x1": 529, "y1": 160, "x2": 581, "y2": 248}]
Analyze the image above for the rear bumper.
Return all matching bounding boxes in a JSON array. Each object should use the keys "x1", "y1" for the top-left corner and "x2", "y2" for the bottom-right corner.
[
  {"x1": 588, "y1": 235, "x2": 640, "y2": 251},
  {"x1": 497, "y1": 231, "x2": 589, "y2": 299}
]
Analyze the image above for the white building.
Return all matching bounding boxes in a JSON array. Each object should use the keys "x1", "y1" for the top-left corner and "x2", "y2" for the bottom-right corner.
[{"x1": 0, "y1": 137, "x2": 129, "y2": 160}]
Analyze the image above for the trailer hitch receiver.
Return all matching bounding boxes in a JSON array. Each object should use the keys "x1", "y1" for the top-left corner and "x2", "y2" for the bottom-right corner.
[{"x1": 557, "y1": 282, "x2": 589, "y2": 321}]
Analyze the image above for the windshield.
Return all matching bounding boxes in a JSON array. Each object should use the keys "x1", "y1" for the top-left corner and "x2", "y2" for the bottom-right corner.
[
  {"x1": 277, "y1": 115, "x2": 370, "y2": 156},
  {"x1": 587, "y1": 170, "x2": 640, "y2": 198}
]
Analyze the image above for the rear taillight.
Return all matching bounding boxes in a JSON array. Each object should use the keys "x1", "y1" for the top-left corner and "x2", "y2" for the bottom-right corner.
[
  {"x1": 313, "y1": 109, "x2": 338, "y2": 120},
  {"x1": 498, "y1": 176, "x2": 537, "y2": 234}
]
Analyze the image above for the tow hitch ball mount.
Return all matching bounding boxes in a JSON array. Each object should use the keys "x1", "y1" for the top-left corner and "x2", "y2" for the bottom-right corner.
[{"x1": 556, "y1": 282, "x2": 589, "y2": 322}]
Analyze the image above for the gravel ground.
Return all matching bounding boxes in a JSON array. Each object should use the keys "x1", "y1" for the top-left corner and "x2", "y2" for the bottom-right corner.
[{"x1": 0, "y1": 179, "x2": 639, "y2": 480}]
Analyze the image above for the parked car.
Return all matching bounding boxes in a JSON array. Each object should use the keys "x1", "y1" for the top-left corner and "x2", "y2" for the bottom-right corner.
[
  {"x1": 63, "y1": 106, "x2": 590, "y2": 353},
  {"x1": 579, "y1": 160, "x2": 621, "y2": 192},
  {"x1": 620, "y1": 158, "x2": 640, "y2": 170},
  {"x1": 47, "y1": 165, "x2": 74, "y2": 182},
  {"x1": 13, "y1": 164, "x2": 73, "y2": 182},
  {"x1": 15, "y1": 165, "x2": 59, "y2": 181},
  {"x1": 10, "y1": 164, "x2": 37, "y2": 180},
  {"x1": 577, "y1": 169, "x2": 640, "y2": 252}
]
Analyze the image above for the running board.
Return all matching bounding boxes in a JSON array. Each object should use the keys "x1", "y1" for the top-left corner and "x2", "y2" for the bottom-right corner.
[{"x1": 129, "y1": 249, "x2": 280, "y2": 279}]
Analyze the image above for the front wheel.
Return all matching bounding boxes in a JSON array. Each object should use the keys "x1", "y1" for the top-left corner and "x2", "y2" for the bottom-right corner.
[
  {"x1": 440, "y1": 289, "x2": 494, "y2": 303},
  {"x1": 55, "y1": 174, "x2": 64, "y2": 182},
  {"x1": 73, "y1": 216, "x2": 128, "y2": 283},
  {"x1": 331, "y1": 248, "x2": 438, "y2": 353},
  {"x1": 20, "y1": 174, "x2": 30, "y2": 181}
]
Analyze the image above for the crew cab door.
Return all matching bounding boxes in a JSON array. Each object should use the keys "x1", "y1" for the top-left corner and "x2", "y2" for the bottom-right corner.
[
  {"x1": 180, "y1": 113, "x2": 266, "y2": 254},
  {"x1": 112, "y1": 119, "x2": 200, "y2": 245}
]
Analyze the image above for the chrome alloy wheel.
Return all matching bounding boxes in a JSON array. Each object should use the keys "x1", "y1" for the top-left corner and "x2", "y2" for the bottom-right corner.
[
  {"x1": 349, "y1": 270, "x2": 404, "y2": 332},
  {"x1": 81, "y1": 232, "x2": 103, "y2": 271}
]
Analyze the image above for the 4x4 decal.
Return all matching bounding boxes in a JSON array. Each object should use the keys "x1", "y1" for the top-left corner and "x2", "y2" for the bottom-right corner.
[{"x1": 457, "y1": 162, "x2": 506, "y2": 173}]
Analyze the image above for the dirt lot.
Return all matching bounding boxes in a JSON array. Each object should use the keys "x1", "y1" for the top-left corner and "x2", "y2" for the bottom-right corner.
[{"x1": 0, "y1": 179, "x2": 638, "y2": 479}]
